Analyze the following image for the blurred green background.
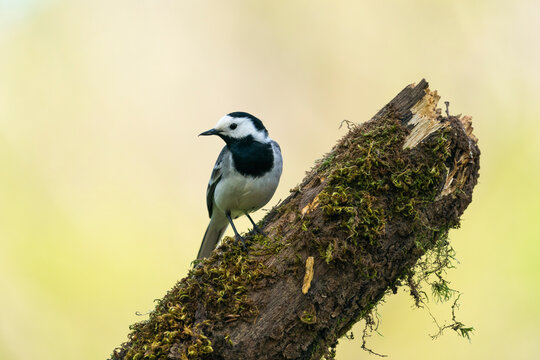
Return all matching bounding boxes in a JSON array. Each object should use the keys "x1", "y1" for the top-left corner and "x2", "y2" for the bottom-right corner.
[{"x1": 1, "y1": 1, "x2": 539, "y2": 359}]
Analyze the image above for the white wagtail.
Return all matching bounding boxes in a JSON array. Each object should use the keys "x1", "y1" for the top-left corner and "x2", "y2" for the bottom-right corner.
[{"x1": 197, "y1": 112, "x2": 283, "y2": 259}]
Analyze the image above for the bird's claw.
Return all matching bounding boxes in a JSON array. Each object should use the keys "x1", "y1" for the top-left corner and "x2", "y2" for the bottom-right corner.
[
  {"x1": 249, "y1": 225, "x2": 266, "y2": 237},
  {"x1": 235, "y1": 234, "x2": 247, "y2": 251}
]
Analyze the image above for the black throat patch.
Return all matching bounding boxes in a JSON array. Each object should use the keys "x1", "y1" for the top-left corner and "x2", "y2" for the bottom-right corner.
[{"x1": 225, "y1": 135, "x2": 274, "y2": 177}]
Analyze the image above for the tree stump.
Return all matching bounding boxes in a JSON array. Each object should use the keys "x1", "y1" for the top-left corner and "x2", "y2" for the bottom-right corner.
[{"x1": 111, "y1": 79, "x2": 480, "y2": 360}]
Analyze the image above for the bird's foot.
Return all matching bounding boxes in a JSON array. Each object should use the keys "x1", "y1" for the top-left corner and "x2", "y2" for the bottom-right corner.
[
  {"x1": 245, "y1": 214, "x2": 266, "y2": 237},
  {"x1": 234, "y1": 234, "x2": 247, "y2": 251},
  {"x1": 254, "y1": 228, "x2": 266, "y2": 237},
  {"x1": 249, "y1": 225, "x2": 266, "y2": 237}
]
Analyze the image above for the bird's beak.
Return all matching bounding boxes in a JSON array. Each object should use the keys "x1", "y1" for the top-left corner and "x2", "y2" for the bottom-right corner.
[{"x1": 199, "y1": 128, "x2": 220, "y2": 136}]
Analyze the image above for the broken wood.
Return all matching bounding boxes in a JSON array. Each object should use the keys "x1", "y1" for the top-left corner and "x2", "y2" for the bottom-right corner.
[{"x1": 110, "y1": 79, "x2": 480, "y2": 360}]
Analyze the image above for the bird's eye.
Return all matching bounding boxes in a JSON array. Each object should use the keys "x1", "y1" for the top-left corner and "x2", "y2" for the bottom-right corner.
[{"x1": 229, "y1": 123, "x2": 237, "y2": 130}]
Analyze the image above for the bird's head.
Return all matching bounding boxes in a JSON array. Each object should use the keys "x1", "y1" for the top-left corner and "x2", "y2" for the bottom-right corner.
[{"x1": 199, "y1": 112, "x2": 269, "y2": 144}]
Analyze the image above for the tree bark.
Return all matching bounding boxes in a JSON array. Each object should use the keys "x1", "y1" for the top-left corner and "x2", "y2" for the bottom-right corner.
[{"x1": 111, "y1": 79, "x2": 480, "y2": 360}]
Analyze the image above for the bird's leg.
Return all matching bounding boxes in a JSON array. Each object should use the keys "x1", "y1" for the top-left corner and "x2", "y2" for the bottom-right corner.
[
  {"x1": 225, "y1": 212, "x2": 246, "y2": 250},
  {"x1": 246, "y1": 213, "x2": 266, "y2": 236}
]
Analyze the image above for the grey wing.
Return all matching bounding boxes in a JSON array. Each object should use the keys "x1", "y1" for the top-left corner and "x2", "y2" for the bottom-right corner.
[
  {"x1": 206, "y1": 146, "x2": 227, "y2": 218},
  {"x1": 271, "y1": 140, "x2": 283, "y2": 171},
  {"x1": 271, "y1": 140, "x2": 281, "y2": 153}
]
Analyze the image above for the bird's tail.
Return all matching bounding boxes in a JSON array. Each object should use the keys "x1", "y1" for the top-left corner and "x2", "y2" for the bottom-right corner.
[{"x1": 197, "y1": 213, "x2": 229, "y2": 259}]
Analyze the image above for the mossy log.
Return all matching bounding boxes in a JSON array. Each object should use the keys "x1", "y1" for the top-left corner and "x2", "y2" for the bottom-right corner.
[{"x1": 111, "y1": 79, "x2": 480, "y2": 360}]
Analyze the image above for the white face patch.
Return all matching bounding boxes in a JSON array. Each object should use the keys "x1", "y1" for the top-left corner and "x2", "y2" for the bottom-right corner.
[{"x1": 214, "y1": 115, "x2": 268, "y2": 142}]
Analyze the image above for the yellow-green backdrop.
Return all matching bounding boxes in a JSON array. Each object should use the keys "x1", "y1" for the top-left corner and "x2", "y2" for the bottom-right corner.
[{"x1": 1, "y1": 1, "x2": 539, "y2": 359}]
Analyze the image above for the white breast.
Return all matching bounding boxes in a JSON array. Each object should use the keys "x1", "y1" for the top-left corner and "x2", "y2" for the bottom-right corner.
[{"x1": 213, "y1": 143, "x2": 282, "y2": 218}]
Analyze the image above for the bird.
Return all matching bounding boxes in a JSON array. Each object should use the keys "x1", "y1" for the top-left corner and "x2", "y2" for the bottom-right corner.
[{"x1": 197, "y1": 112, "x2": 283, "y2": 260}]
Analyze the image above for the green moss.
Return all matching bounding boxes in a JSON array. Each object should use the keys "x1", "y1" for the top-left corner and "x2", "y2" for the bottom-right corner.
[
  {"x1": 249, "y1": 233, "x2": 284, "y2": 255},
  {"x1": 300, "y1": 307, "x2": 317, "y2": 325},
  {"x1": 323, "y1": 242, "x2": 333, "y2": 264},
  {"x1": 309, "y1": 117, "x2": 472, "y2": 348},
  {"x1": 112, "y1": 237, "x2": 271, "y2": 360},
  {"x1": 405, "y1": 226, "x2": 475, "y2": 341},
  {"x1": 316, "y1": 153, "x2": 336, "y2": 172},
  {"x1": 315, "y1": 118, "x2": 451, "y2": 264}
]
